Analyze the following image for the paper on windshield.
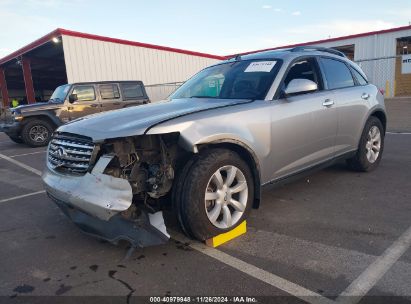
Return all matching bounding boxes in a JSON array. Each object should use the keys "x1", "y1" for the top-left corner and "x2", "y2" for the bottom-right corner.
[{"x1": 244, "y1": 61, "x2": 277, "y2": 73}]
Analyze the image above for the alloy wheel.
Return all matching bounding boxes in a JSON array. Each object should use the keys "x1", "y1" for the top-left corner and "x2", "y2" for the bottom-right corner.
[
  {"x1": 204, "y1": 165, "x2": 248, "y2": 229},
  {"x1": 28, "y1": 125, "x2": 49, "y2": 143},
  {"x1": 365, "y1": 126, "x2": 381, "y2": 163}
]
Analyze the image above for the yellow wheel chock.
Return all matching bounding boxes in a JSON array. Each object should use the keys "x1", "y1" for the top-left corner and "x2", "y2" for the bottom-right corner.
[{"x1": 205, "y1": 221, "x2": 247, "y2": 248}]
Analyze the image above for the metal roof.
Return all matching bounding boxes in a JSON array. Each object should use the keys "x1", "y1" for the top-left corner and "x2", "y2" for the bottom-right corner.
[{"x1": 0, "y1": 28, "x2": 225, "y2": 66}]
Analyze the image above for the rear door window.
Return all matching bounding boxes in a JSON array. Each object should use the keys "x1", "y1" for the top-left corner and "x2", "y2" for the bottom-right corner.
[
  {"x1": 320, "y1": 58, "x2": 355, "y2": 89},
  {"x1": 72, "y1": 86, "x2": 96, "y2": 101},
  {"x1": 99, "y1": 84, "x2": 120, "y2": 99},
  {"x1": 121, "y1": 83, "x2": 145, "y2": 100}
]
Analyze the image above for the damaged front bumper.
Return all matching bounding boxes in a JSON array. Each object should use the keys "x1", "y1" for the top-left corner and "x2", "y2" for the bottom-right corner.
[{"x1": 42, "y1": 155, "x2": 170, "y2": 247}]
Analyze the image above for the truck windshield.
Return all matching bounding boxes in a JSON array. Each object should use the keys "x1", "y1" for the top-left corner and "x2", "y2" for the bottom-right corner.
[
  {"x1": 49, "y1": 84, "x2": 70, "y2": 103},
  {"x1": 170, "y1": 59, "x2": 281, "y2": 100}
]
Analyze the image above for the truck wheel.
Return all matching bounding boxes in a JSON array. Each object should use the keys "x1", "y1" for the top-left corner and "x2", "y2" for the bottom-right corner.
[
  {"x1": 347, "y1": 116, "x2": 384, "y2": 172},
  {"x1": 8, "y1": 136, "x2": 23, "y2": 144},
  {"x1": 21, "y1": 119, "x2": 53, "y2": 147},
  {"x1": 180, "y1": 149, "x2": 254, "y2": 241}
]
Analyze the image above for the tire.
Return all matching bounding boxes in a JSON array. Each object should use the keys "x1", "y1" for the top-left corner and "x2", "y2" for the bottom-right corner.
[
  {"x1": 171, "y1": 155, "x2": 199, "y2": 238},
  {"x1": 347, "y1": 116, "x2": 384, "y2": 172},
  {"x1": 179, "y1": 148, "x2": 254, "y2": 241},
  {"x1": 21, "y1": 119, "x2": 53, "y2": 147},
  {"x1": 8, "y1": 136, "x2": 23, "y2": 144}
]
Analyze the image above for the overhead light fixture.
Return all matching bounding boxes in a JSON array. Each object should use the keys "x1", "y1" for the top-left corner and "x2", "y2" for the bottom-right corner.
[
  {"x1": 52, "y1": 37, "x2": 60, "y2": 43},
  {"x1": 403, "y1": 46, "x2": 408, "y2": 49}
]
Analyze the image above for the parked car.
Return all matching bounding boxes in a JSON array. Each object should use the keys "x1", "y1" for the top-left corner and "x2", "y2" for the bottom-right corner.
[
  {"x1": 0, "y1": 81, "x2": 149, "y2": 146},
  {"x1": 42, "y1": 47, "x2": 386, "y2": 247}
]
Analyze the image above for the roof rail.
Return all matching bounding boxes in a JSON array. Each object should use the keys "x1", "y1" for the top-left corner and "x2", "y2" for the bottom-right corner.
[{"x1": 290, "y1": 46, "x2": 346, "y2": 58}]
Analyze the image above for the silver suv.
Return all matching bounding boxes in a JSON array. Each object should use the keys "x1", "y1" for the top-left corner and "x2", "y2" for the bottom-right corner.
[{"x1": 42, "y1": 46, "x2": 386, "y2": 247}]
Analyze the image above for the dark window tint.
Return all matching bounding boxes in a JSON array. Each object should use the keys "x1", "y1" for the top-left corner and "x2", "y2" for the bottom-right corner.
[
  {"x1": 320, "y1": 58, "x2": 355, "y2": 89},
  {"x1": 284, "y1": 58, "x2": 323, "y2": 90},
  {"x1": 72, "y1": 86, "x2": 95, "y2": 101},
  {"x1": 100, "y1": 84, "x2": 120, "y2": 99},
  {"x1": 351, "y1": 68, "x2": 368, "y2": 85},
  {"x1": 121, "y1": 83, "x2": 144, "y2": 100}
]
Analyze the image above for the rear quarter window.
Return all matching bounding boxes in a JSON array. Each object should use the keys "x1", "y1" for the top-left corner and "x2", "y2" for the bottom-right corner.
[
  {"x1": 351, "y1": 68, "x2": 368, "y2": 86},
  {"x1": 121, "y1": 83, "x2": 145, "y2": 100},
  {"x1": 320, "y1": 57, "x2": 355, "y2": 89}
]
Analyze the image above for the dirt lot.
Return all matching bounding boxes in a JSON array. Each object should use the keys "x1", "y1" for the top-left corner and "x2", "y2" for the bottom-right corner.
[{"x1": 0, "y1": 98, "x2": 410, "y2": 304}]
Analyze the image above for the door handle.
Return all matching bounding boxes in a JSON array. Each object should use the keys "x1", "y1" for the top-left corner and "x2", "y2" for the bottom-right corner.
[
  {"x1": 113, "y1": 102, "x2": 121, "y2": 105},
  {"x1": 67, "y1": 106, "x2": 73, "y2": 110},
  {"x1": 90, "y1": 104, "x2": 99, "y2": 107},
  {"x1": 361, "y1": 93, "x2": 370, "y2": 100},
  {"x1": 322, "y1": 99, "x2": 334, "y2": 107}
]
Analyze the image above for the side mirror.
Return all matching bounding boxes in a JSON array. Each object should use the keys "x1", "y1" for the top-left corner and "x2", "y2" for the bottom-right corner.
[
  {"x1": 68, "y1": 94, "x2": 78, "y2": 103},
  {"x1": 283, "y1": 79, "x2": 318, "y2": 97}
]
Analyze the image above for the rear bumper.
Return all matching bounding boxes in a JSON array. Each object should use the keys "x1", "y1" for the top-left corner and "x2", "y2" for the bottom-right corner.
[{"x1": 0, "y1": 121, "x2": 22, "y2": 137}]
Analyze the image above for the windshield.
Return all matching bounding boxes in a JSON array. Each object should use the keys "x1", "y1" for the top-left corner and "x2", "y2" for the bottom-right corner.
[
  {"x1": 49, "y1": 84, "x2": 71, "y2": 102},
  {"x1": 170, "y1": 59, "x2": 281, "y2": 100}
]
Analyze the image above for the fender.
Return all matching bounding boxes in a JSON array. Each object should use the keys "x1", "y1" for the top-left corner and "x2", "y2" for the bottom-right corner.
[
  {"x1": 21, "y1": 110, "x2": 62, "y2": 127},
  {"x1": 179, "y1": 132, "x2": 262, "y2": 209},
  {"x1": 196, "y1": 137, "x2": 262, "y2": 209},
  {"x1": 356, "y1": 105, "x2": 387, "y2": 149}
]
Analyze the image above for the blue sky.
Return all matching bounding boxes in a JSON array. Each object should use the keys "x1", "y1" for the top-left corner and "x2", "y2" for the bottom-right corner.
[{"x1": 0, "y1": 0, "x2": 410, "y2": 58}]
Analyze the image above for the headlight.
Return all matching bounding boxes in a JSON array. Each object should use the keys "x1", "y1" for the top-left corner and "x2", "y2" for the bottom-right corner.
[{"x1": 12, "y1": 112, "x2": 23, "y2": 121}]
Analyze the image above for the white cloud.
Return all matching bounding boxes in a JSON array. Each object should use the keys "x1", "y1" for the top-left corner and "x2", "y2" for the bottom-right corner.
[
  {"x1": 286, "y1": 19, "x2": 395, "y2": 38},
  {"x1": 26, "y1": 0, "x2": 84, "y2": 7},
  {"x1": 291, "y1": 11, "x2": 301, "y2": 16},
  {"x1": 387, "y1": 9, "x2": 411, "y2": 19},
  {"x1": 217, "y1": 19, "x2": 398, "y2": 55},
  {"x1": 274, "y1": 8, "x2": 283, "y2": 12},
  {"x1": 262, "y1": 5, "x2": 272, "y2": 9}
]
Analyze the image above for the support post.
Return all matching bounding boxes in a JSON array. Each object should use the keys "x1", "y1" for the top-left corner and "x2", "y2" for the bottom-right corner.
[
  {"x1": 0, "y1": 67, "x2": 10, "y2": 108},
  {"x1": 21, "y1": 57, "x2": 36, "y2": 104}
]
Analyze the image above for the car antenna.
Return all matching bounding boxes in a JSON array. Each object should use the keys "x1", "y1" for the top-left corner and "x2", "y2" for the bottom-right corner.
[{"x1": 234, "y1": 54, "x2": 242, "y2": 61}]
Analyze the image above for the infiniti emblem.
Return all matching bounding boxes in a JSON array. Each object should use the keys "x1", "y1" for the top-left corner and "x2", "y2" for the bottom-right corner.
[{"x1": 57, "y1": 147, "x2": 67, "y2": 158}]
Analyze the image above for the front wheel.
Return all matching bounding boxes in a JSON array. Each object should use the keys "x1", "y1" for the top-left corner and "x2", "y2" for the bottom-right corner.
[
  {"x1": 347, "y1": 116, "x2": 384, "y2": 172},
  {"x1": 21, "y1": 119, "x2": 53, "y2": 147},
  {"x1": 179, "y1": 149, "x2": 254, "y2": 241}
]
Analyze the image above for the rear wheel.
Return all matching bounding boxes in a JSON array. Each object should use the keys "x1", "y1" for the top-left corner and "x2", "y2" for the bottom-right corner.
[
  {"x1": 179, "y1": 149, "x2": 254, "y2": 241},
  {"x1": 21, "y1": 119, "x2": 53, "y2": 147},
  {"x1": 347, "y1": 116, "x2": 384, "y2": 172}
]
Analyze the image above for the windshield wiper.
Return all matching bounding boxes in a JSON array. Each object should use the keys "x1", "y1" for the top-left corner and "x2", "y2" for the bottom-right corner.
[{"x1": 190, "y1": 95, "x2": 217, "y2": 98}]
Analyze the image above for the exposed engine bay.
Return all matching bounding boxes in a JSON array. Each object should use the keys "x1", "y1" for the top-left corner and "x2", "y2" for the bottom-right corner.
[{"x1": 100, "y1": 133, "x2": 182, "y2": 216}]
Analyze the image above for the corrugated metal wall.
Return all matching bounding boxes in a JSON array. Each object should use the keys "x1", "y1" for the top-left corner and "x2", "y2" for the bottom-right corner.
[
  {"x1": 61, "y1": 35, "x2": 220, "y2": 100},
  {"x1": 313, "y1": 29, "x2": 411, "y2": 97}
]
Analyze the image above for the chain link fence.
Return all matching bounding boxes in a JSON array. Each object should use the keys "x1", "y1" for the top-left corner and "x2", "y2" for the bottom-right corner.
[
  {"x1": 145, "y1": 82, "x2": 184, "y2": 102},
  {"x1": 355, "y1": 55, "x2": 401, "y2": 98}
]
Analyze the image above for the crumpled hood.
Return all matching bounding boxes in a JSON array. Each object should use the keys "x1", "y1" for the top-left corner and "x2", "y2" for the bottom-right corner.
[{"x1": 57, "y1": 98, "x2": 251, "y2": 141}]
